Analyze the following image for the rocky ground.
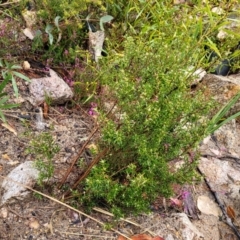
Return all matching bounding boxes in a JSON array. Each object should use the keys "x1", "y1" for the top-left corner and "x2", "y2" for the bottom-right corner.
[
  {"x1": 1, "y1": 70, "x2": 240, "y2": 240},
  {"x1": 1, "y1": 3, "x2": 240, "y2": 240}
]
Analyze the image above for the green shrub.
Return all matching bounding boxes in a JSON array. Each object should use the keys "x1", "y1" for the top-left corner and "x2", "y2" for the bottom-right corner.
[
  {"x1": 80, "y1": 1, "x2": 238, "y2": 216},
  {"x1": 25, "y1": 132, "x2": 60, "y2": 186}
]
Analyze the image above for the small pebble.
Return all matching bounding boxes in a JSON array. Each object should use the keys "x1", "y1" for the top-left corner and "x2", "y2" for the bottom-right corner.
[
  {"x1": 29, "y1": 218, "x2": 40, "y2": 229},
  {"x1": 0, "y1": 207, "x2": 8, "y2": 218}
]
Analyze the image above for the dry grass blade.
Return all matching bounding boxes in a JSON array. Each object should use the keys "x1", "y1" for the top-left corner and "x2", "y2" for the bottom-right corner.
[
  {"x1": 0, "y1": 1, "x2": 20, "y2": 6},
  {"x1": 60, "y1": 232, "x2": 116, "y2": 238},
  {"x1": 93, "y1": 207, "x2": 155, "y2": 236}
]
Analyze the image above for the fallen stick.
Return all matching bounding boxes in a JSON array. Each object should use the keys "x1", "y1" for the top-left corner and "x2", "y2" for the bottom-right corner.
[{"x1": 58, "y1": 126, "x2": 99, "y2": 188}]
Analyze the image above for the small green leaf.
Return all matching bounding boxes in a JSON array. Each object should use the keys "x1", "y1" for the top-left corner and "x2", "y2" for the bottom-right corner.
[
  {"x1": 11, "y1": 75, "x2": 18, "y2": 97},
  {"x1": 45, "y1": 24, "x2": 54, "y2": 45},
  {"x1": 206, "y1": 92, "x2": 240, "y2": 134},
  {"x1": 0, "y1": 92, "x2": 7, "y2": 98},
  {"x1": 0, "y1": 96, "x2": 9, "y2": 105},
  {"x1": 0, "y1": 73, "x2": 11, "y2": 93},
  {"x1": 11, "y1": 65, "x2": 22, "y2": 70},
  {"x1": 205, "y1": 37, "x2": 222, "y2": 58},
  {"x1": 2, "y1": 71, "x2": 7, "y2": 79},
  {"x1": 0, "y1": 59, "x2": 3, "y2": 67},
  {"x1": 99, "y1": 15, "x2": 114, "y2": 31},
  {"x1": 45, "y1": 23, "x2": 53, "y2": 33},
  {"x1": 86, "y1": 13, "x2": 91, "y2": 21},
  {"x1": 12, "y1": 71, "x2": 31, "y2": 82},
  {"x1": 0, "y1": 103, "x2": 19, "y2": 109},
  {"x1": 0, "y1": 110, "x2": 6, "y2": 122},
  {"x1": 54, "y1": 16, "x2": 61, "y2": 31},
  {"x1": 35, "y1": 30, "x2": 42, "y2": 37},
  {"x1": 100, "y1": 15, "x2": 114, "y2": 23}
]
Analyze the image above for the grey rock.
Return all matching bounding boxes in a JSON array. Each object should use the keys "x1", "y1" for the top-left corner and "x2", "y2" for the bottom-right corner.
[
  {"x1": 173, "y1": 213, "x2": 205, "y2": 239},
  {"x1": 28, "y1": 69, "x2": 73, "y2": 106},
  {"x1": 217, "y1": 11, "x2": 240, "y2": 40},
  {"x1": 198, "y1": 157, "x2": 240, "y2": 185},
  {"x1": 1, "y1": 161, "x2": 39, "y2": 205},
  {"x1": 165, "y1": 234, "x2": 175, "y2": 240},
  {"x1": 201, "y1": 73, "x2": 240, "y2": 116},
  {"x1": 214, "y1": 119, "x2": 240, "y2": 156},
  {"x1": 200, "y1": 120, "x2": 240, "y2": 157},
  {"x1": 88, "y1": 31, "x2": 105, "y2": 62}
]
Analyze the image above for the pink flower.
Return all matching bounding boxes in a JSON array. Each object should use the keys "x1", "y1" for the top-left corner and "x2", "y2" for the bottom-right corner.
[{"x1": 88, "y1": 102, "x2": 98, "y2": 116}]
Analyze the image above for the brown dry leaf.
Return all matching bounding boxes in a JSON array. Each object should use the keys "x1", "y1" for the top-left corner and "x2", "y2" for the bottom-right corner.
[
  {"x1": 227, "y1": 206, "x2": 236, "y2": 221},
  {"x1": 29, "y1": 218, "x2": 40, "y2": 229},
  {"x1": 1, "y1": 123, "x2": 17, "y2": 135},
  {"x1": 2, "y1": 154, "x2": 11, "y2": 161},
  {"x1": 7, "y1": 160, "x2": 19, "y2": 166},
  {"x1": 118, "y1": 234, "x2": 153, "y2": 240},
  {"x1": 131, "y1": 234, "x2": 152, "y2": 240},
  {"x1": 43, "y1": 102, "x2": 49, "y2": 119},
  {"x1": 170, "y1": 197, "x2": 183, "y2": 207},
  {"x1": 225, "y1": 85, "x2": 240, "y2": 99},
  {"x1": 118, "y1": 236, "x2": 127, "y2": 240},
  {"x1": 86, "y1": 143, "x2": 98, "y2": 152},
  {"x1": 152, "y1": 237, "x2": 164, "y2": 240}
]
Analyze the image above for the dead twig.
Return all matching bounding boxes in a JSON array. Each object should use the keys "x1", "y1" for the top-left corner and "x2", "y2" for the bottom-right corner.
[
  {"x1": 59, "y1": 100, "x2": 118, "y2": 189},
  {"x1": 8, "y1": 207, "x2": 27, "y2": 219},
  {"x1": 63, "y1": 147, "x2": 109, "y2": 196},
  {"x1": 0, "y1": 1, "x2": 20, "y2": 7},
  {"x1": 58, "y1": 126, "x2": 99, "y2": 188},
  {"x1": 49, "y1": 209, "x2": 65, "y2": 235},
  {"x1": 197, "y1": 167, "x2": 240, "y2": 239},
  {"x1": 59, "y1": 232, "x2": 116, "y2": 238},
  {"x1": 58, "y1": 102, "x2": 116, "y2": 188}
]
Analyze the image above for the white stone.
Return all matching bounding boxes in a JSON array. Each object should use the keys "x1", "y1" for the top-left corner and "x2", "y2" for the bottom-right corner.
[
  {"x1": 165, "y1": 234, "x2": 175, "y2": 240},
  {"x1": 190, "y1": 68, "x2": 207, "y2": 85},
  {"x1": 28, "y1": 69, "x2": 73, "y2": 106},
  {"x1": 0, "y1": 207, "x2": 8, "y2": 218},
  {"x1": 217, "y1": 29, "x2": 227, "y2": 40},
  {"x1": 22, "y1": 28, "x2": 35, "y2": 40},
  {"x1": 212, "y1": 7, "x2": 224, "y2": 15},
  {"x1": 1, "y1": 161, "x2": 39, "y2": 205},
  {"x1": 174, "y1": 213, "x2": 204, "y2": 239},
  {"x1": 89, "y1": 31, "x2": 105, "y2": 62},
  {"x1": 197, "y1": 195, "x2": 221, "y2": 217}
]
